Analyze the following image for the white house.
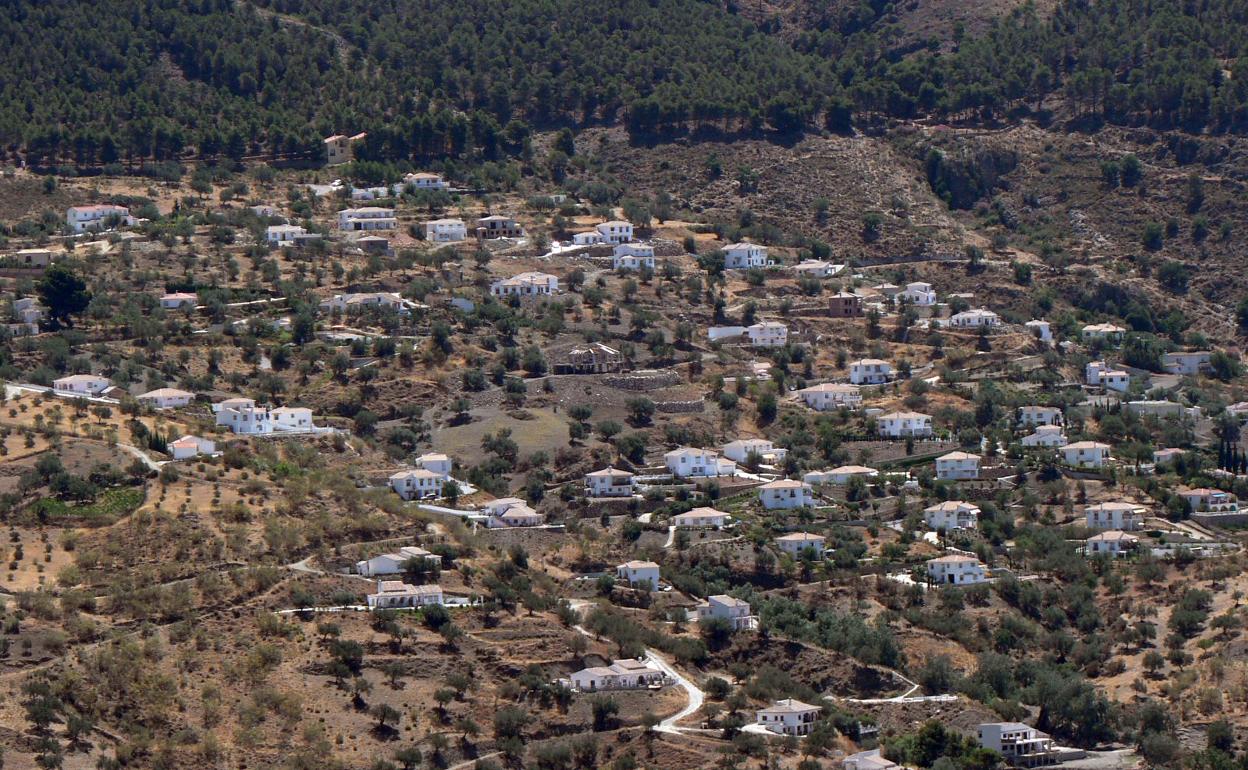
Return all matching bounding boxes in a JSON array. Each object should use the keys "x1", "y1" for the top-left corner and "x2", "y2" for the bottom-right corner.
[
  {"x1": 849, "y1": 359, "x2": 893, "y2": 385},
  {"x1": 404, "y1": 172, "x2": 449, "y2": 190},
  {"x1": 490, "y1": 272, "x2": 559, "y2": 297},
  {"x1": 567, "y1": 659, "x2": 665, "y2": 692},
  {"x1": 271, "y1": 406, "x2": 314, "y2": 431},
  {"x1": 390, "y1": 469, "x2": 445, "y2": 500},
  {"x1": 53, "y1": 374, "x2": 111, "y2": 396},
  {"x1": 168, "y1": 435, "x2": 215, "y2": 461},
  {"x1": 1099, "y1": 369, "x2": 1131, "y2": 393},
  {"x1": 356, "y1": 545, "x2": 443, "y2": 577},
  {"x1": 664, "y1": 447, "x2": 735, "y2": 478},
  {"x1": 775, "y1": 532, "x2": 826, "y2": 559},
  {"x1": 1025, "y1": 319, "x2": 1053, "y2": 342},
  {"x1": 899, "y1": 281, "x2": 937, "y2": 306},
  {"x1": 424, "y1": 218, "x2": 467, "y2": 242},
  {"x1": 1124, "y1": 400, "x2": 1201, "y2": 420},
  {"x1": 797, "y1": 383, "x2": 863, "y2": 411},
  {"x1": 323, "y1": 132, "x2": 365, "y2": 166},
  {"x1": 723, "y1": 242, "x2": 768, "y2": 269},
  {"x1": 12, "y1": 298, "x2": 45, "y2": 325},
  {"x1": 1018, "y1": 406, "x2": 1063, "y2": 428},
  {"x1": 213, "y1": 398, "x2": 271, "y2": 434},
  {"x1": 877, "y1": 411, "x2": 933, "y2": 438},
  {"x1": 1062, "y1": 441, "x2": 1111, "y2": 469},
  {"x1": 746, "y1": 322, "x2": 788, "y2": 348},
  {"x1": 266, "y1": 224, "x2": 306, "y2": 245},
  {"x1": 804, "y1": 465, "x2": 878, "y2": 486},
  {"x1": 949, "y1": 309, "x2": 1001, "y2": 328},
  {"x1": 1162, "y1": 351, "x2": 1211, "y2": 375},
  {"x1": 616, "y1": 560, "x2": 661, "y2": 590},
  {"x1": 1021, "y1": 425, "x2": 1068, "y2": 448},
  {"x1": 1085, "y1": 501, "x2": 1145, "y2": 531},
  {"x1": 137, "y1": 388, "x2": 194, "y2": 409},
  {"x1": 596, "y1": 221, "x2": 634, "y2": 244},
  {"x1": 66, "y1": 204, "x2": 136, "y2": 233},
  {"x1": 571, "y1": 231, "x2": 604, "y2": 246},
  {"x1": 1179, "y1": 488, "x2": 1239, "y2": 514},
  {"x1": 927, "y1": 554, "x2": 988, "y2": 585},
  {"x1": 160, "y1": 292, "x2": 197, "y2": 310},
  {"x1": 722, "y1": 438, "x2": 786, "y2": 466},
  {"x1": 612, "y1": 243, "x2": 656, "y2": 271},
  {"x1": 584, "y1": 467, "x2": 636, "y2": 497},
  {"x1": 482, "y1": 498, "x2": 545, "y2": 528},
  {"x1": 843, "y1": 749, "x2": 899, "y2": 770},
  {"x1": 1085, "y1": 531, "x2": 1139, "y2": 557},
  {"x1": 1153, "y1": 447, "x2": 1185, "y2": 467},
  {"x1": 337, "y1": 207, "x2": 395, "y2": 231},
  {"x1": 935, "y1": 451, "x2": 981, "y2": 480},
  {"x1": 793, "y1": 260, "x2": 845, "y2": 278},
  {"x1": 1082, "y1": 323, "x2": 1126, "y2": 343},
  {"x1": 756, "y1": 699, "x2": 821, "y2": 737},
  {"x1": 366, "y1": 581, "x2": 444, "y2": 610},
  {"x1": 414, "y1": 452, "x2": 452, "y2": 479},
  {"x1": 759, "y1": 479, "x2": 815, "y2": 510},
  {"x1": 924, "y1": 501, "x2": 980, "y2": 531},
  {"x1": 977, "y1": 723, "x2": 1057, "y2": 767},
  {"x1": 672, "y1": 507, "x2": 729, "y2": 529},
  {"x1": 320, "y1": 292, "x2": 419, "y2": 315},
  {"x1": 696, "y1": 595, "x2": 757, "y2": 631}
]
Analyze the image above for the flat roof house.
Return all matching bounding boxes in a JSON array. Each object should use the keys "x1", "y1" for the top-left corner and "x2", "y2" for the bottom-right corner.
[
  {"x1": 1018, "y1": 406, "x2": 1063, "y2": 427},
  {"x1": 977, "y1": 723, "x2": 1057, "y2": 767},
  {"x1": 338, "y1": 207, "x2": 396, "y2": 232},
  {"x1": 664, "y1": 447, "x2": 735, "y2": 478},
  {"x1": 850, "y1": 359, "x2": 893, "y2": 385},
  {"x1": 723, "y1": 242, "x2": 768, "y2": 269},
  {"x1": 66, "y1": 204, "x2": 136, "y2": 234},
  {"x1": 612, "y1": 242, "x2": 656, "y2": 271},
  {"x1": 722, "y1": 438, "x2": 786, "y2": 465},
  {"x1": 425, "y1": 218, "x2": 467, "y2": 242},
  {"x1": 476, "y1": 214, "x2": 524, "y2": 239},
  {"x1": 596, "y1": 220, "x2": 633, "y2": 244}
]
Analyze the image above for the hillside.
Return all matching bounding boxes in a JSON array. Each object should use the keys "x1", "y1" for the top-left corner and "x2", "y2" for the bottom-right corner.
[{"x1": 4, "y1": 0, "x2": 1248, "y2": 169}]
